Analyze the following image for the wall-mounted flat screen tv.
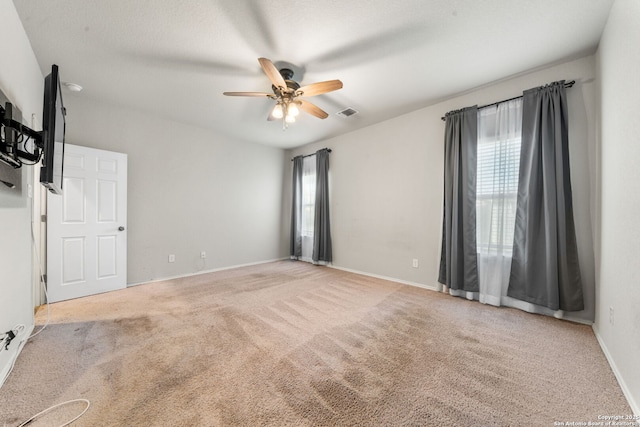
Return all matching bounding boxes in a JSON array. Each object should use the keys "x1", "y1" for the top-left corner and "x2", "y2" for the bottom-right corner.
[{"x1": 40, "y1": 64, "x2": 66, "y2": 195}]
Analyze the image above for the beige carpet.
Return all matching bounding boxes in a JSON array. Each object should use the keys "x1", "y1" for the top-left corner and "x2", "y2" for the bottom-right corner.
[{"x1": 0, "y1": 260, "x2": 631, "y2": 426}]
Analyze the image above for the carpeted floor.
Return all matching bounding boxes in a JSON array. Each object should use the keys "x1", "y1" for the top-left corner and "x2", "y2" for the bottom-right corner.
[{"x1": 0, "y1": 260, "x2": 631, "y2": 426}]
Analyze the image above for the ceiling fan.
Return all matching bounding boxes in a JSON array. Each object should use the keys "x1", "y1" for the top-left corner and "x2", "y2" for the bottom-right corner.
[{"x1": 223, "y1": 58, "x2": 343, "y2": 128}]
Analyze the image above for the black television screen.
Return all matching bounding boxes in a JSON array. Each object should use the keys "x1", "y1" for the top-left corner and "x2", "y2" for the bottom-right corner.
[{"x1": 40, "y1": 64, "x2": 66, "y2": 195}]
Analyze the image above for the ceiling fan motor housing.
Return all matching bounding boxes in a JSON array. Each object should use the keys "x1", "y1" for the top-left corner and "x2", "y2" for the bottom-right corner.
[{"x1": 272, "y1": 68, "x2": 300, "y2": 96}]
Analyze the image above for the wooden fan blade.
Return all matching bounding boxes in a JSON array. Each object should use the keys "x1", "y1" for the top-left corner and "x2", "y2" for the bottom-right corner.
[
  {"x1": 223, "y1": 91, "x2": 274, "y2": 97},
  {"x1": 258, "y1": 57, "x2": 287, "y2": 89},
  {"x1": 298, "y1": 99, "x2": 329, "y2": 119},
  {"x1": 297, "y1": 80, "x2": 343, "y2": 97}
]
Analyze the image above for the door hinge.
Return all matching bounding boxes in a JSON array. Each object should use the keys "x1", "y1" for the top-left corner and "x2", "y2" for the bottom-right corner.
[{"x1": 40, "y1": 214, "x2": 47, "y2": 222}]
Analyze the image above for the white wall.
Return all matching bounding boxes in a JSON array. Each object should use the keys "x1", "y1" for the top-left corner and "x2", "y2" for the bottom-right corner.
[
  {"x1": 63, "y1": 96, "x2": 288, "y2": 284},
  {"x1": 287, "y1": 55, "x2": 598, "y2": 323},
  {"x1": 0, "y1": 0, "x2": 44, "y2": 384},
  {"x1": 594, "y1": 0, "x2": 640, "y2": 414}
]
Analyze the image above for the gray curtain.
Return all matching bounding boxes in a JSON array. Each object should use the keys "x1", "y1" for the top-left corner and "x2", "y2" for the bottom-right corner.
[
  {"x1": 438, "y1": 106, "x2": 479, "y2": 291},
  {"x1": 507, "y1": 81, "x2": 584, "y2": 311},
  {"x1": 312, "y1": 148, "x2": 332, "y2": 263},
  {"x1": 290, "y1": 155, "x2": 303, "y2": 258}
]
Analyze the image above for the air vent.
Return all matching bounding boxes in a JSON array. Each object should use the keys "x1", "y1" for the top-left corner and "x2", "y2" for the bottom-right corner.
[{"x1": 336, "y1": 107, "x2": 359, "y2": 118}]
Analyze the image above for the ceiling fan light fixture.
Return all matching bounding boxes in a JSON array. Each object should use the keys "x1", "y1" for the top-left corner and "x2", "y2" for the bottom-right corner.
[
  {"x1": 288, "y1": 102, "x2": 300, "y2": 117},
  {"x1": 285, "y1": 114, "x2": 296, "y2": 123},
  {"x1": 272, "y1": 103, "x2": 284, "y2": 119}
]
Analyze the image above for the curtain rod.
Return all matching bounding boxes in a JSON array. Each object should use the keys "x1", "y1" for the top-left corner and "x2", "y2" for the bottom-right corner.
[
  {"x1": 290, "y1": 148, "x2": 331, "y2": 161},
  {"x1": 440, "y1": 80, "x2": 575, "y2": 121}
]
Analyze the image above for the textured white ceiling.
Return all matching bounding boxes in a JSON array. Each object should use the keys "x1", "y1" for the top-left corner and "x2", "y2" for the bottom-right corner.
[{"x1": 13, "y1": 0, "x2": 613, "y2": 149}]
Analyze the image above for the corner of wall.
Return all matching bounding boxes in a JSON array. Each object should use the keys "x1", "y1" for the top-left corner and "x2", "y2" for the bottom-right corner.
[
  {"x1": 592, "y1": 0, "x2": 640, "y2": 415},
  {"x1": 0, "y1": 0, "x2": 44, "y2": 389}
]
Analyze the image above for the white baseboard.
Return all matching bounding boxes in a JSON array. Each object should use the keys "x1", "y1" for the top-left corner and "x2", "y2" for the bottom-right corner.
[
  {"x1": 328, "y1": 264, "x2": 439, "y2": 292},
  {"x1": 593, "y1": 325, "x2": 639, "y2": 415},
  {"x1": 560, "y1": 315, "x2": 594, "y2": 326},
  {"x1": 134, "y1": 258, "x2": 439, "y2": 292},
  {"x1": 127, "y1": 257, "x2": 290, "y2": 287}
]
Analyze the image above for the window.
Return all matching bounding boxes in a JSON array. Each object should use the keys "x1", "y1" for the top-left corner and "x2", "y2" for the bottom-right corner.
[
  {"x1": 476, "y1": 99, "x2": 522, "y2": 255},
  {"x1": 301, "y1": 156, "x2": 316, "y2": 237}
]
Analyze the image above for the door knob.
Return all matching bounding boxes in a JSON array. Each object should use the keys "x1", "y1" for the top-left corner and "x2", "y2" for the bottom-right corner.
[{"x1": 118, "y1": 226, "x2": 125, "y2": 231}]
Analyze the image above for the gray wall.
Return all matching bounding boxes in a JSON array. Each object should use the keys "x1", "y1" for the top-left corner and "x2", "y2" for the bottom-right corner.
[
  {"x1": 64, "y1": 96, "x2": 288, "y2": 284},
  {"x1": 287, "y1": 55, "x2": 598, "y2": 323},
  {"x1": 594, "y1": 0, "x2": 640, "y2": 414}
]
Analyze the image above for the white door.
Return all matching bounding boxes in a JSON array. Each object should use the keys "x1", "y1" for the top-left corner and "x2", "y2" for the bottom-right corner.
[{"x1": 47, "y1": 144, "x2": 127, "y2": 302}]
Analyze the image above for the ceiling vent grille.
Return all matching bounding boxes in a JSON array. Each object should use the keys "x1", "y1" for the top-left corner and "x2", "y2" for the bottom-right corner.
[{"x1": 336, "y1": 107, "x2": 359, "y2": 118}]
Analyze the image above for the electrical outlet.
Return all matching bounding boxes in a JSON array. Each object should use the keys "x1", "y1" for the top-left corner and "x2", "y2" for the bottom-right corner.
[
  {"x1": 200, "y1": 251, "x2": 206, "y2": 259},
  {"x1": 168, "y1": 254, "x2": 175, "y2": 263},
  {"x1": 412, "y1": 258, "x2": 419, "y2": 268},
  {"x1": 609, "y1": 307, "x2": 614, "y2": 326}
]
